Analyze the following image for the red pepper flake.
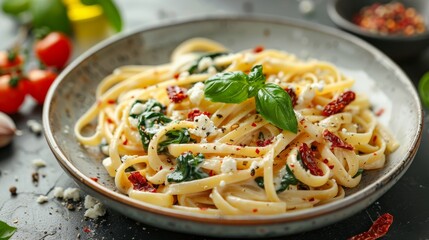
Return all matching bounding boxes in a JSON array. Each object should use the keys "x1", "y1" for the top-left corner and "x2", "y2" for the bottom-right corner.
[
  {"x1": 329, "y1": 165, "x2": 334, "y2": 169},
  {"x1": 255, "y1": 148, "x2": 260, "y2": 154},
  {"x1": 236, "y1": 147, "x2": 241, "y2": 151},
  {"x1": 187, "y1": 109, "x2": 211, "y2": 121},
  {"x1": 107, "y1": 99, "x2": 116, "y2": 104},
  {"x1": 309, "y1": 197, "x2": 315, "y2": 202},
  {"x1": 209, "y1": 170, "x2": 215, "y2": 176},
  {"x1": 256, "y1": 138, "x2": 273, "y2": 147},
  {"x1": 299, "y1": 143, "x2": 324, "y2": 176},
  {"x1": 375, "y1": 108, "x2": 385, "y2": 117},
  {"x1": 290, "y1": 164, "x2": 295, "y2": 168},
  {"x1": 167, "y1": 85, "x2": 188, "y2": 103},
  {"x1": 159, "y1": 166, "x2": 163, "y2": 170},
  {"x1": 199, "y1": 207, "x2": 208, "y2": 211},
  {"x1": 253, "y1": 45, "x2": 264, "y2": 53},
  {"x1": 322, "y1": 91, "x2": 356, "y2": 116},
  {"x1": 128, "y1": 172, "x2": 156, "y2": 192},
  {"x1": 122, "y1": 138, "x2": 128, "y2": 145},
  {"x1": 83, "y1": 226, "x2": 91, "y2": 233},
  {"x1": 251, "y1": 122, "x2": 257, "y2": 127},
  {"x1": 284, "y1": 87, "x2": 297, "y2": 106},
  {"x1": 323, "y1": 159, "x2": 329, "y2": 164},
  {"x1": 323, "y1": 129, "x2": 354, "y2": 151},
  {"x1": 252, "y1": 208, "x2": 258, "y2": 213},
  {"x1": 348, "y1": 213, "x2": 393, "y2": 240},
  {"x1": 173, "y1": 72, "x2": 180, "y2": 79},
  {"x1": 90, "y1": 177, "x2": 99, "y2": 182},
  {"x1": 106, "y1": 118, "x2": 113, "y2": 124}
]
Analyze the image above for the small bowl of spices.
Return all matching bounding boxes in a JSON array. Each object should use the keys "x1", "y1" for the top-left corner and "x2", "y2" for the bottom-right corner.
[{"x1": 327, "y1": 0, "x2": 429, "y2": 60}]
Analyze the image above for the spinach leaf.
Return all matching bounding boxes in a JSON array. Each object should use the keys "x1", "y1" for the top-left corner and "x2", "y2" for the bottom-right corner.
[
  {"x1": 167, "y1": 152, "x2": 208, "y2": 183},
  {"x1": 0, "y1": 220, "x2": 16, "y2": 240},
  {"x1": 204, "y1": 71, "x2": 249, "y2": 103},
  {"x1": 158, "y1": 129, "x2": 193, "y2": 153},
  {"x1": 254, "y1": 165, "x2": 299, "y2": 193},
  {"x1": 188, "y1": 52, "x2": 228, "y2": 74},
  {"x1": 255, "y1": 83, "x2": 298, "y2": 133},
  {"x1": 353, "y1": 169, "x2": 364, "y2": 178}
]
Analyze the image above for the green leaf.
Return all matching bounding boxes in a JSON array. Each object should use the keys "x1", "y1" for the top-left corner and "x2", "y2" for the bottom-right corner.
[
  {"x1": 204, "y1": 71, "x2": 249, "y2": 103},
  {"x1": 30, "y1": 0, "x2": 72, "y2": 35},
  {"x1": 188, "y1": 52, "x2": 228, "y2": 74},
  {"x1": 254, "y1": 165, "x2": 299, "y2": 193},
  {"x1": 158, "y1": 129, "x2": 193, "y2": 153},
  {"x1": 418, "y1": 72, "x2": 429, "y2": 108},
  {"x1": 80, "y1": 0, "x2": 98, "y2": 5},
  {"x1": 167, "y1": 152, "x2": 208, "y2": 183},
  {"x1": 1, "y1": 0, "x2": 30, "y2": 16},
  {"x1": 97, "y1": 0, "x2": 123, "y2": 32},
  {"x1": 248, "y1": 65, "x2": 266, "y2": 97},
  {"x1": 0, "y1": 220, "x2": 16, "y2": 240},
  {"x1": 255, "y1": 83, "x2": 298, "y2": 133},
  {"x1": 353, "y1": 169, "x2": 364, "y2": 178}
]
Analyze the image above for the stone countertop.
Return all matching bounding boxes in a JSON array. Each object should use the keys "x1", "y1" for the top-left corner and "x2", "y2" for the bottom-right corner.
[{"x1": 1, "y1": 1, "x2": 429, "y2": 239}]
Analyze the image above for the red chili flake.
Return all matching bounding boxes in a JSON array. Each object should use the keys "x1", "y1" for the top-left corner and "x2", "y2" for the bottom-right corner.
[
  {"x1": 373, "y1": 136, "x2": 378, "y2": 142},
  {"x1": 90, "y1": 177, "x2": 99, "y2": 182},
  {"x1": 323, "y1": 159, "x2": 329, "y2": 164},
  {"x1": 83, "y1": 226, "x2": 91, "y2": 233},
  {"x1": 236, "y1": 147, "x2": 241, "y2": 151},
  {"x1": 167, "y1": 85, "x2": 188, "y2": 103},
  {"x1": 322, "y1": 91, "x2": 356, "y2": 116},
  {"x1": 209, "y1": 170, "x2": 215, "y2": 176},
  {"x1": 348, "y1": 213, "x2": 393, "y2": 240},
  {"x1": 199, "y1": 207, "x2": 208, "y2": 211},
  {"x1": 299, "y1": 143, "x2": 324, "y2": 176},
  {"x1": 290, "y1": 164, "x2": 295, "y2": 168},
  {"x1": 255, "y1": 148, "x2": 260, "y2": 154},
  {"x1": 159, "y1": 166, "x2": 163, "y2": 170},
  {"x1": 122, "y1": 138, "x2": 128, "y2": 145},
  {"x1": 128, "y1": 172, "x2": 156, "y2": 192},
  {"x1": 375, "y1": 108, "x2": 385, "y2": 117},
  {"x1": 309, "y1": 197, "x2": 315, "y2": 202},
  {"x1": 106, "y1": 118, "x2": 113, "y2": 124},
  {"x1": 251, "y1": 122, "x2": 257, "y2": 127},
  {"x1": 173, "y1": 72, "x2": 180, "y2": 79},
  {"x1": 256, "y1": 138, "x2": 273, "y2": 147},
  {"x1": 284, "y1": 87, "x2": 297, "y2": 106},
  {"x1": 323, "y1": 129, "x2": 354, "y2": 151},
  {"x1": 253, "y1": 45, "x2": 264, "y2": 53},
  {"x1": 252, "y1": 208, "x2": 258, "y2": 213},
  {"x1": 107, "y1": 99, "x2": 116, "y2": 104},
  {"x1": 187, "y1": 109, "x2": 211, "y2": 121},
  {"x1": 329, "y1": 165, "x2": 334, "y2": 169}
]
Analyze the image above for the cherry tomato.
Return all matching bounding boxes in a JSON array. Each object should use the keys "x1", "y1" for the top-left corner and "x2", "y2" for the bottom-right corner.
[
  {"x1": 34, "y1": 32, "x2": 72, "y2": 69},
  {"x1": 26, "y1": 69, "x2": 58, "y2": 104},
  {"x1": 0, "y1": 50, "x2": 24, "y2": 75},
  {"x1": 0, "y1": 75, "x2": 27, "y2": 114}
]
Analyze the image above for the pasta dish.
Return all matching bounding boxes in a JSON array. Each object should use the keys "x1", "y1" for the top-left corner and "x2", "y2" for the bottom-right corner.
[{"x1": 75, "y1": 38, "x2": 398, "y2": 215}]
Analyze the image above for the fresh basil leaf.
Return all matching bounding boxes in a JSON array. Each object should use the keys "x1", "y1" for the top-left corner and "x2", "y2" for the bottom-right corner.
[
  {"x1": 167, "y1": 152, "x2": 208, "y2": 183},
  {"x1": 204, "y1": 71, "x2": 249, "y2": 103},
  {"x1": 97, "y1": 0, "x2": 123, "y2": 32},
  {"x1": 248, "y1": 65, "x2": 266, "y2": 97},
  {"x1": 188, "y1": 52, "x2": 228, "y2": 74},
  {"x1": 254, "y1": 165, "x2": 299, "y2": 193},
  {"x1": 255, "y1": 83, "x2": 298, "y2": 133},
  {"x1": 0, "y1": 220, "x2": 16, "y2": 240},
  {"x1": 353, "y1": 169, "x2": 364, "y2": 178}
]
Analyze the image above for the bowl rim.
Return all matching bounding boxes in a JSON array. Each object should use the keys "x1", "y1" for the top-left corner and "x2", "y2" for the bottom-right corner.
[
  {"x1": 327, "y1": 0, "x2": 429, "y2": 41},
  {"x1": 43, "y1": 14, "x2": 423, "y2": 225}
]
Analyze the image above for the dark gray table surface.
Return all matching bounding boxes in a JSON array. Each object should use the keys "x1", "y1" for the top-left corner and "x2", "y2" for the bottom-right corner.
[{"x1": 1, "y1": 1, "x2": 429, "y2": 239}]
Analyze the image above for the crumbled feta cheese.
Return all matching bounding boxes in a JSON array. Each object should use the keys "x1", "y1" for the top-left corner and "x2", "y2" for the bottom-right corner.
[
  {"x1": 32, "y1": 158, "x2": 46, "y2": 168},
  {"x1": 128, "y1": 117, "x2": 139, "y2": 127},
  {"x1": 189, "y1": 114, "x2": 217, "y2": 138},
  {"x1": 27, "y1": 120, "x2": 42, "y2": 134},
  {"x1": 63, "y1": 188, "x2": 80, "y2": 201},
  {"x1": 152, "y1": 106, "x2": 161, "y2": 113},
  {"x1": 130, "y1": 102, "x2": 147, "y2": 115},
  {"x1": 207, "y1": 66, "x2": 217, "y2": 75},
  {"x1": 171, "y1": 111, "x2": 185, "y2": 121},
  {"x1": 84, "y1": 203, "x2": 106, "y2": 219},
  {"x1": 84, "y1": 195, "x2": 98, "y2": 209},
  {"x1": 296, "y1": 86, "x2": 316, "y2": 107},
  {"x1": 53, "y1": 187, "x2": 64, "y2": 198},
  {"x1": 244, "y1": 53, "x2": 256, "y2": 63},
  {"x1": 198, "y1": 57, "x2": 214, "y2": 71},
  {"x1": 101, "y1": 144, "x2": 109, "y2": 155},
  {"x1": 187, "y1": 82, "x2": 205, "y2": 106},
  {"x1": 221, "y1": 157, "x2": 237, "y2": 173},
  {"x1": 219, "y1": 180, "x2": 226, "y2": 187},
  {"x1": 37, "y1": 195, "x2": 49, "y2": 204},
  {"x1": 341, "y1": 128, "x2": 347, "y2": 133},
  {"x1": 310, "y1": 81, "x2": 325, "y2": 92},
  {"x1": 178, "y1": 71, "x2": 190, "y2": 80}
]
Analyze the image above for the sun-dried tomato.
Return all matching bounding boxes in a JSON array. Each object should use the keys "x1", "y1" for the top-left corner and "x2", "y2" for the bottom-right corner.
[
  {"x1": 323, "y1": 129, "x2": 354, "y2": 151},
  {"x1": 322, "y1": 91, "x2": 356, "y2": 116},
  {"x1": 187, "y1": 109, "x2": 211, "y2": 121},
  {"x1": 128, "y1": 172, "x2": 156, "y2": 192},
  {"x1": 349, "y1": 213, "x2": 393, "y2": 240},
  {"x1": 284, "y1": 87, "x2": 297, "y2": 106},
  {"x1": 167, "y1": 85, "x2": 188, "y2": 103},
  {"x1": 299, "y1": 143, "x2": 323, "y2": 176},
  {"x1": 256, "y1": 138, "x2": 273, "y2": 147}
]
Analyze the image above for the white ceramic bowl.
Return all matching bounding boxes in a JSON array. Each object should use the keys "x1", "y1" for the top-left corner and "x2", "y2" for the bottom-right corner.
[{"x1": 43, "y1": 16, "x2": 423, "y2": 238}]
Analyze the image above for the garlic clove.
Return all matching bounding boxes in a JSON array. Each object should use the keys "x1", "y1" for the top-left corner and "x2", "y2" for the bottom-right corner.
[{"x1": 0, "y1": 112, "x2": 17, "y2": 148}]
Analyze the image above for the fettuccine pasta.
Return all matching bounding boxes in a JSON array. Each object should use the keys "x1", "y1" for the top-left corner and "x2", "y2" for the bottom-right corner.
[{"x1": 75, "y1": 38, "x2": 398, "y2": 215}]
